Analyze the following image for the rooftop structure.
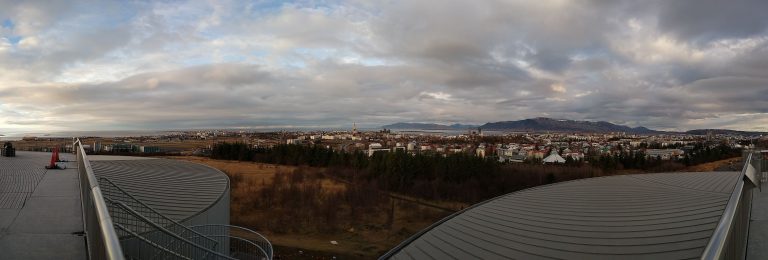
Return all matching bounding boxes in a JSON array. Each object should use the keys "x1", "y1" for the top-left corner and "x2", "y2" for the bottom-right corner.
[
  {"x1": 89, "y1": 156, "x2": 229, "y2": 223},
  {"x1": 0, "y1": 140, "x2": 273, "y2": 259},
  {"x1": 382, "y1": 152, "x2": 766, "y2": 260}
]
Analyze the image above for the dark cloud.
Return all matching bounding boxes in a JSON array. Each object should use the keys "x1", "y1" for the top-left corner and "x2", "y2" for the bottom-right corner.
[{"x1": 656, "y1": 0, "x2": 768, "y2": 44}]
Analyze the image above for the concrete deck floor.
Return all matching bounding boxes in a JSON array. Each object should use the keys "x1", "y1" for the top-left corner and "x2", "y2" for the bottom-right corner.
[
  {"x1": 748, "y1": 169, "x2": 768, "y2": 260},
  {"x1": 0, "y1": 151, "x2": 85, "y2": 260}
]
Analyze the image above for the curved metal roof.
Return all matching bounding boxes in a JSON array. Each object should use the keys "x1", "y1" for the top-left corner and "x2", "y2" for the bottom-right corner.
[
  {"x1": 383, "y1": 171, "x2": 741, "y2": 260},
  {"x1": 91, "y1": 158, "x2": 229, "y2": 222}
]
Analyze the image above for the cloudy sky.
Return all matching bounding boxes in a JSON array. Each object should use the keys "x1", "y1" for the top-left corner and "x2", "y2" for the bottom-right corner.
[{"x1": 1, "y1": 0, "x2": 767, "y2": 133}]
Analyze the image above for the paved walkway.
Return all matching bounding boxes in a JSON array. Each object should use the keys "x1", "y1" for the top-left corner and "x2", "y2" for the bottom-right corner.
[
  {"x1": 748, "y1": 167, "x2": 768, "y2": 259},
  {"x1": 0, "y1": 151, "x2": 85, "y2": 260}
]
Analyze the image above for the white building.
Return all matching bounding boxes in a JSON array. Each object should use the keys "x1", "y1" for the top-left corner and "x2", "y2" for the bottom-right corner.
[
  {"x1": 645, "y1": 149, "x2": 685, "y2": 160},
  {"x1": 286, "y1": 139, "x2": 305, "y2": 145},
  {"x1": 543, "y1": 152, "x2": 566, "y2": 164},
  {"x1": 368, "y1": 143, "x2": 389, "y2": 156}
]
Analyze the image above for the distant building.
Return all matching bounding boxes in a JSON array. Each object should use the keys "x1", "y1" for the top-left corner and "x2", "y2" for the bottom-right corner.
[
  {"x1": 543, "y1": 152, "x2": 566, "y2": 164},
  {"x1": 509, "y1": 154, "x2": 527, "y2": 163},
  {"x1": 286, "y1": 138, "x2": 305, "y2": 145},
  {"x1": 564, "y1": 152, "x2": 584, "y2": 161},
  {"x1": 529, "y1": 150, "x2": 547, "y2": 159},
  {"x1": 476, "y1": 146, "x2": 486, "y2": 158},
  {"x1": 106, "y1": 143, "x2": 137, "y2": 153},
  {"x1": 139, "y1": 146, "x2": 161, "y2": 153},
  {"x1": 645, "y1": 149, "x2": 685, "y2": 160},
  {"x1": 368, "y1": 143, "x2": 389, "y2": 156}
]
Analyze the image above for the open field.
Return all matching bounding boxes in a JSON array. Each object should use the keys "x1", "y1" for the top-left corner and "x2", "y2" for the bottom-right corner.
[
  {"x1": 167, "y1": 156, "x2": 458, "y2": 259},
  {"x1": 685, "y1": 157, "x2": 744, "y2": 172},
  {"x1": 165, "y1": 156, "x2": 302, "y2": 187}
]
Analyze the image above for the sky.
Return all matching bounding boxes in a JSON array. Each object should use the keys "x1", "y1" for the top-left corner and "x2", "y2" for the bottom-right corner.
[{"x1": 1, "y1": 0, "x2": 767, "y2": 134}]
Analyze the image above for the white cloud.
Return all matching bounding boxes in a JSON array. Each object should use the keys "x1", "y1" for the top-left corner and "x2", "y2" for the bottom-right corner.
[
  {"x1": 0, "y1": 37, "x2": 11, "y2": 52},
  {"x1": 420, "y1": 91, "x2": 452, "y2": 101},
  {"x1": 550, "y1": 83, "x2": 566, "y2": 93},
  {"x1": 17, "y1": 36, "x2": 39, "y2": 49}
]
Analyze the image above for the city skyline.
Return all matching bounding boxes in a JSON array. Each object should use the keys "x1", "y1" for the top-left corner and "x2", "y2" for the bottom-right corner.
[{"x1": 1, "y1": 0, "x2": 768, "y2": 133}]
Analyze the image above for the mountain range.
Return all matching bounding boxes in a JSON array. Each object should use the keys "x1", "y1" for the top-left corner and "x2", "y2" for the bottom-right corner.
[
  {"x1": 685, "y1": 129, "x2": 767, "y2": 136},
  {"x1": 381, "y1": 122, "x2": 479, "y2": 130},
  {"x1": 479, "y1": 118, "x2": 659, "y2": 134},
  {"x1": 382, "y1": 117, "x2": 766, "y2": 135}
]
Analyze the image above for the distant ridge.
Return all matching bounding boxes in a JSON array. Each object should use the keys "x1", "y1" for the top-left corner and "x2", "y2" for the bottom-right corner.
[
  {"x1": 382, "y1": 118, "x2": 765, "y2": 135},
  {"x1": 383, "y1": 118, "x2": 658, "y2": 133},
  {"x1": 381, "y1": 122, "x2": 479, "y2": 130},
  {"x1": 480, "y1": 118, "x2": 659, "y2": 134},
  {"x1": 686, "y1": 129, "x2": 767, "y2": 136}
]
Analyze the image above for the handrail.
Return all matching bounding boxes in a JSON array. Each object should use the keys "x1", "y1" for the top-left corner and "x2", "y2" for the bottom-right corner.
[
  {"x1": 112, "y1": 223, "x2": 191, "y2": 260},
  {"x1": 98, "y1": 176, "x2": 220, "y2": 249},
  {"x1": 108, "y1": 200, "x2": 236, "y2": 259},
  {"x1": 229, "y1": 236, "x2": 270, "y2": 260},
  {"x1": 189, "y1": 224, "x2": 274, "y2": 260},
  {"x1": 75, "y1": 139, "x2": 125, "y2": 260},
  {"x1": 701, "y1": 152, "x2": 757, "y2": 260}
]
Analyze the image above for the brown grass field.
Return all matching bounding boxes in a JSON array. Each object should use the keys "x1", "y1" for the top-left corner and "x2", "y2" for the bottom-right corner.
[
  {"x1": 166, "y1": 156, "x2": 460, "y2": 259},
  {"x1": 684, "y1": 157, "x2": 744, "y2": 172}
]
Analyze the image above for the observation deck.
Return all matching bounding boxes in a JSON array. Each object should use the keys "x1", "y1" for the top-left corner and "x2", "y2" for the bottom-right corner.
[
  {"x1": 0, "y1": 151, "x2": 84, "y2": 259},
  {"x1": 1, "y1": 140, "x2": 272, "y2": 260}
]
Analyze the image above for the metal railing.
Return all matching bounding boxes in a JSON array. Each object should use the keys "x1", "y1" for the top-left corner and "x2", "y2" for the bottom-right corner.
[
  {"x1": 76, "y1": 139, "x2": 125, "y2": 260},
  {"x1": 98, "y1": 177, "x2": 220, "y2": 252},
  {"x1": 106, "y1": 199, "x2": 235, "y2": 260},
  {"x1": 189, "y1": 225, "x2": 273, "y2": 260},
  {"x1": 701, "y1": 152, "x2": 763, "y2": 260},
  {"x1": 113, "y1": 222, "x2": 191, "y2": 260},
  {"x1": 99, "y1": 167, "x2": 273, "y2": 260},
  {"x1": 103, "y1": 188, "x2": 274, "y2": 259}
]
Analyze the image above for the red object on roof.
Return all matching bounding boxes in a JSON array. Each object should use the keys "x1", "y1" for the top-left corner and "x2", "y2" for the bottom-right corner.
[
  {"x1": 53, "y1": 147, "x2": 60, "y2": 162},
  {"x1": 46, "y1": 147, "x2": 60, "y2": 169}
]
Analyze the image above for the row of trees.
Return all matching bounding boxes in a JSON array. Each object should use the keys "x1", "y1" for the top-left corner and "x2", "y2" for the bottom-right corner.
[
  {"x1": 212, "y1": 142, "x2": 742, "y2": 203},
  {"x1": 212, "y1": 142, "x2": 368, "y2": 168},
  {"x1": 591, "y1": 144, "x2": 741, "y2": 172},
  {"x1": 683, "y1": 144, "x2": 743, "y2": 165}
]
